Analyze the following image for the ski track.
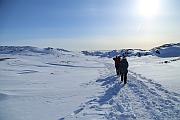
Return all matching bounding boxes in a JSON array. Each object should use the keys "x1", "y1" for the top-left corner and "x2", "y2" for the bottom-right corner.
[{"x1": 60, "y1": 62, "x2": 180, "y2": 120}]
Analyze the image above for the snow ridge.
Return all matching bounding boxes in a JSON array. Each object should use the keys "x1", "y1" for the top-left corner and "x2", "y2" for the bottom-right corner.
[
  {"x1": 0, "y1": 46, "x2": 70, "y2": 56},
  {"x1": 82, "y1": 43, "x2": 180, "y2": 58}
]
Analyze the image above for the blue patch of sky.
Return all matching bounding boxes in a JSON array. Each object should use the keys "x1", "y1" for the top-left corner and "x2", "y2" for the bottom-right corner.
[{"x1": 0, "y1": 0, "x2": 179, "y2": 49}]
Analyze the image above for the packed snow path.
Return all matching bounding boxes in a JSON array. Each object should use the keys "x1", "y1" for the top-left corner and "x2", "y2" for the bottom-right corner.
[{"x1": 61, "y1": 62, "x2": 180, "y2": 120}]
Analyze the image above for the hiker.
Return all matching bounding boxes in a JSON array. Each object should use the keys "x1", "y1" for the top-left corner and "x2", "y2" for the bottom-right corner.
[
  {"x1": 113, "y1": 56, "x2": 121, "y2": 76},
  {"x1": 119, "y1": 56, "x2": 129, "y2": 84}
]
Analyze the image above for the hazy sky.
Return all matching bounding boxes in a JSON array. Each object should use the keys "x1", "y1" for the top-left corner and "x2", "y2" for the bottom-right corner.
[{"x1": 0, "y1": 0, "x2": 180, "y2": 50}]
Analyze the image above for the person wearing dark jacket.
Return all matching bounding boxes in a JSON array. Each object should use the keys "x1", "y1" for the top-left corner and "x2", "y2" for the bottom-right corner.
[
  {"x1": 113, "y1": 56, "x2": 121, "y2": 76},
  {"x1": 119, "y1": 56, "x2": 129, "y2": 84}
]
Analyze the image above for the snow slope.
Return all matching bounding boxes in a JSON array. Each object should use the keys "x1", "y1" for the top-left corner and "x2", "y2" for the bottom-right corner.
[
  {"x1": 128, "y1": 56, "x2": 180, "y2": 93},
  {"x1": 60, "y1": 61, "x2": 180, "y2": 120},
  {"x1": 151, "y1": 43, "x2": 180, "y2": 57},
  {"x1": 0, "y1": 47, "x2": 104, "y2": 120},
  {"x1": 0, "y1": 46, "x2": 180, "y2": 120}
]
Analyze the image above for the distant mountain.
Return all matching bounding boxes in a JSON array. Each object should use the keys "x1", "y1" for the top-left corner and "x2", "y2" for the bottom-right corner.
[
  {"x1": 0, "y1": 46, "x2": 70, "y2": 55},
  {"x1": 82, "y1": 49, "x2": 151, "y2": 58},
  {"x1": 82, "y1": 43, "x2": 180, "y2": 58},
  {"x1": 0, "y1": 43, "x2": 179, "y2": 58}
]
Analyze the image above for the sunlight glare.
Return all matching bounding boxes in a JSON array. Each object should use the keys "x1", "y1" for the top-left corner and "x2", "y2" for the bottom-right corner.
[{"x1": 138, "y1": 0, "x2": 161, "y2": 18}]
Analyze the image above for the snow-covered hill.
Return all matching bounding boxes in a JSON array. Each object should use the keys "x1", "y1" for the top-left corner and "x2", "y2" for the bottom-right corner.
[
  {"x1": 0, "y1": 46, "x2": 70, "y2": 56},
  {"x1": 151, "y1": 43, "x2": 180, "y2": 57},
  {"x1": 0, "y1": 44, "x2": 180, "y2": 120},
  {"x1": 82, "y1": 43, "x2": 180, "y2": 58}
]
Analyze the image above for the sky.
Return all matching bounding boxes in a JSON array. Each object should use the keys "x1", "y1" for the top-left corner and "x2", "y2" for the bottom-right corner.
[{"x1": 0, "y1": 0, "x2": 180, "y2": 50}]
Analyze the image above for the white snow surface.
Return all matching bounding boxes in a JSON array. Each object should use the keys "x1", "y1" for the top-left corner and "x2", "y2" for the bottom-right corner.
[{"x1": 0, "y1": 46, "x2": 180, "y2": 120}]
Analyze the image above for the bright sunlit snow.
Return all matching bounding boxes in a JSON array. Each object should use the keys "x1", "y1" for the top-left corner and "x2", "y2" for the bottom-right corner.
[{"x1": 0, "y1": 44, "x2": 180, "y2": 120}]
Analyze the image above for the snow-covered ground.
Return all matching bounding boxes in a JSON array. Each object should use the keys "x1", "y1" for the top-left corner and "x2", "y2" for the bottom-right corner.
[
  {"x1": 129, "y1": 56, "x2": 180, "y2": 93},
  {"x1": 0, "y1": 46, "x2": 179, "y2": 120}
]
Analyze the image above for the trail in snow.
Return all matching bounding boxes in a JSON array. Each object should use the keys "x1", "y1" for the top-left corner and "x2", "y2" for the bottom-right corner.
[{"x1": 60, "y1": 62, "x2": 180, "y2": 120}]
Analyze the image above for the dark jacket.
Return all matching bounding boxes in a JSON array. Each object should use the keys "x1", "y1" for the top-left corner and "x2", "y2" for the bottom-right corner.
[
  {"x1": 113, "y1": 56, "x2": 121, "y2": 68},
  {"x1": 120, "y1": 58, "x2": 129, "y2": 74}
]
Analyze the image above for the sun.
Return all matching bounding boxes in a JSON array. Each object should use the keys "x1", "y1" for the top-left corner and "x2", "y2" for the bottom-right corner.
[{"x1": 138, "y1": 0, "x2": 161, "y2": 18}]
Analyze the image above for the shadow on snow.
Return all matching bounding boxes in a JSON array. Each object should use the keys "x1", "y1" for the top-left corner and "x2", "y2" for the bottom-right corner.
[
  {"x1": 96, "y1": 75, "x2": 124, "y2": 105},
  {"x1": 46, "y1": 63, "x2": 104, "y2": 69},
  {"x1": 59, "y1": 75, "x2": 124, "y2": 120}
]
